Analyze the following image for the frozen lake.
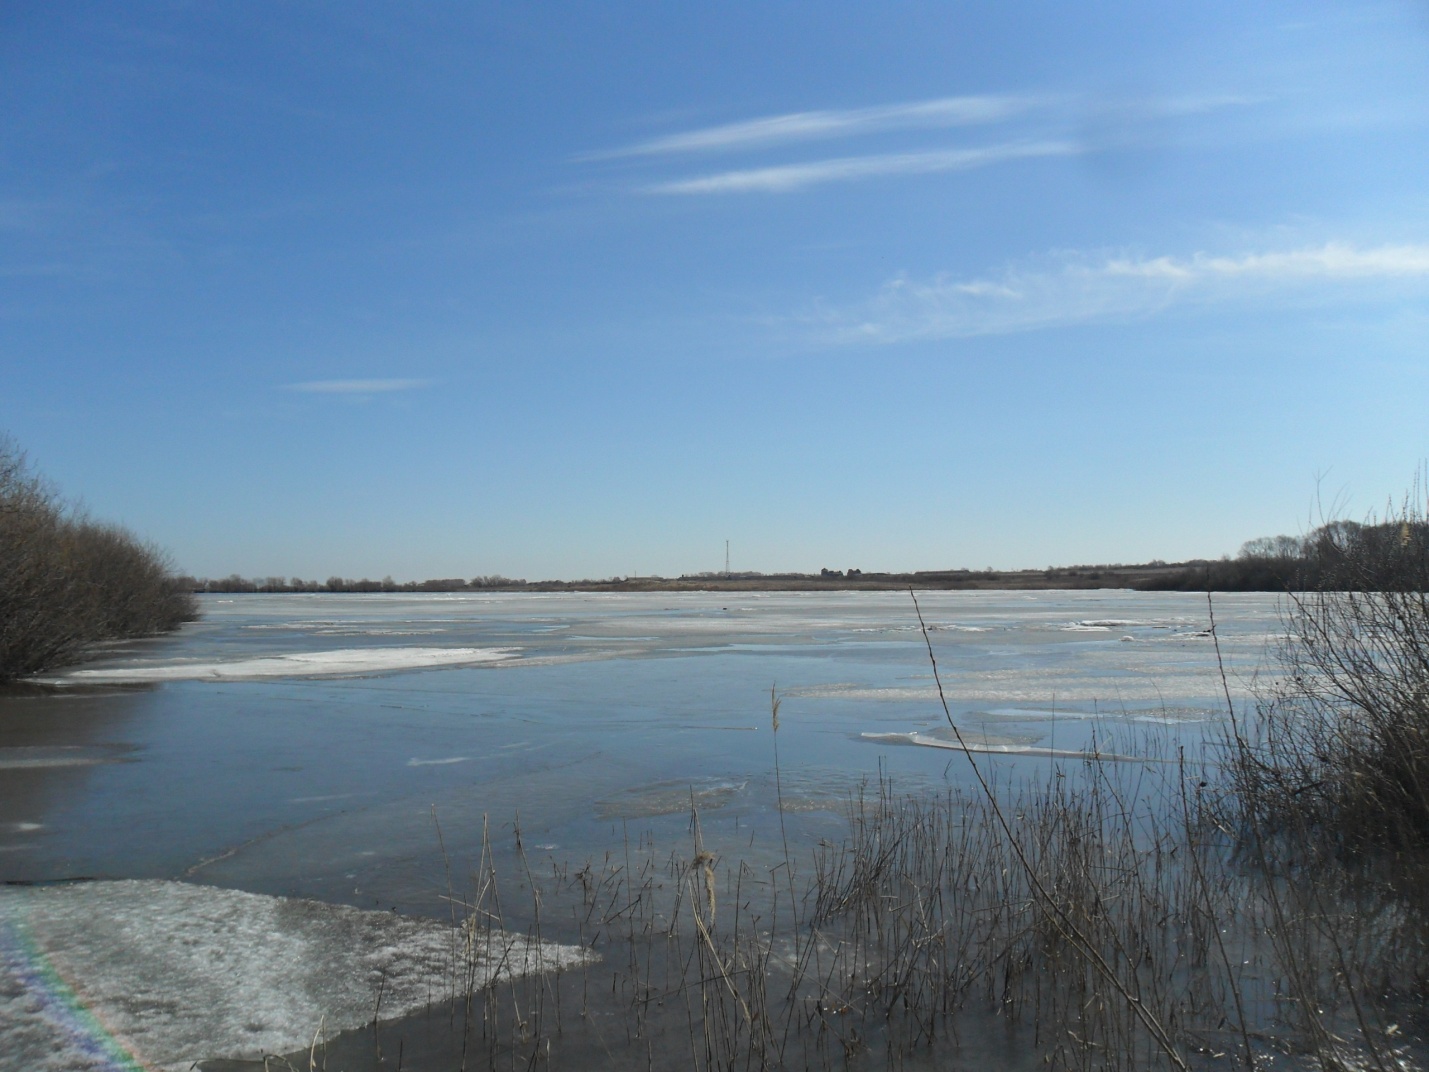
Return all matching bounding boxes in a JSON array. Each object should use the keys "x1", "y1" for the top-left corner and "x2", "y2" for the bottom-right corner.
[
  {"x1": 1, "y1": 589, "x2": 1283, "y2": 908},
  {"x1": 0, "y1": 589, "x2": 1293, "y2": 1067}
]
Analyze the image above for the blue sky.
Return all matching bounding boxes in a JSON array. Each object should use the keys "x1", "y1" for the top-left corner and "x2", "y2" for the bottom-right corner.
[{"x1": 4, "y1": 2, "x2": 1428, "y2": 580}]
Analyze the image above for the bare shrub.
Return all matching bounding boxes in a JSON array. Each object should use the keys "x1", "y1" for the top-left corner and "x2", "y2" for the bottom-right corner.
[
  {"x1": 0, "y1": 434, "x2": 197, "y2": 680},
  {"x1": 1232, "y1": 492, "x2": 1429, "y2": 856}
]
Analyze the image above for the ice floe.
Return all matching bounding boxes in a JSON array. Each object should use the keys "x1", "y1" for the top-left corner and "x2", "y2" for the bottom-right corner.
[
  {"x1": 40, "y1": 646, "x2": 516, "y2": 684},
  {"x1": 860, "y1": 731, "x2": 1140, "y2": 762},
  {"x1": 0, "y1": 879, "x2": 593, "y2": 1072},
  {"x1": 0, "y1": 746, "x2": 133, "y2": 770}
]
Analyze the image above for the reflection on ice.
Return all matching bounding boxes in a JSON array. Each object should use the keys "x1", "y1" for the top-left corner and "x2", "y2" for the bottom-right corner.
[{"x1": 596, "y1": 778, "x2": 748, "y2": 820}]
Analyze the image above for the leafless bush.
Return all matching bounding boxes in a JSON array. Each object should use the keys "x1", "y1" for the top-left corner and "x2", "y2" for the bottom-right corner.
[
  {"x1": 1231, "y1": 491, "x2": 1429, "y2": 857},
  {"x1": 0, "y1": 435, "x2": 197, "y2": 680}
]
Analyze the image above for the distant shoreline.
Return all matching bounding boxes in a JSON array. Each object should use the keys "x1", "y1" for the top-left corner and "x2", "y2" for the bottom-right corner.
[
  {"x1": 506, "y1": 565, "x2": 1181, "y2": 592},
  {"x1": 185, "y1": 522, "x2": 1426, "y2": 598},
  {"x1": 188, "y1": 561, "x2": 1266, "y2": 594}
]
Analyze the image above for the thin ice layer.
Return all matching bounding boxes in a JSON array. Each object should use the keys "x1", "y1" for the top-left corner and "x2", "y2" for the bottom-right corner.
[
  {"x1": 41, "y1": 646, "x2": 515, "y2": 683},
  {"x1": 861, "y1": 731, "x2": 1141, "y2": 762},
  {"x1": 0, "y1": 879, "x2": 592, "y2": 1072}
]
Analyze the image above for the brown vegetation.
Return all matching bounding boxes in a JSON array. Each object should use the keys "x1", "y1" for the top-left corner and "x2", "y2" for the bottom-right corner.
[
  {"x1": 1231, "y1": 492, "x2": 1429, "y2": 864},
  {"x1": 0, "y1": 435, "x2": 196, "y2": 680}
]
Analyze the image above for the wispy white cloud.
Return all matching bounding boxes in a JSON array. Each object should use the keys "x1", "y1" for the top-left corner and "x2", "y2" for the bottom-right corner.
[
  {"x1": 815, "y1": 243, "x2": 1429, "y2": 343},
  {"x1": 1097, "y1": 244, "x2": 1429, "y2": 281},
  {"x1": 647, "y1": 141, "x2": 1077, "y2": 195},
  {"x1": 283, "y1": 378, "x2": 431, "y2": 394},
  {"x1": 591, "y1": 95, "x2": 1039, "y2": 159},
  {"x1": 586, "y1": 91, "x2": 1265, "y2": 197}
]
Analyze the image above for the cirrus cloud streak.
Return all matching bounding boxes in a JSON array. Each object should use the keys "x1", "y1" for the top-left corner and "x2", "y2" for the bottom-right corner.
[
  {"x1": 593, "y1": 95, "x2": 1040, "y2": 160},
  {"x1": 647, "y1": 141, "x2": 1077, "y2": 195},
  {"x1": 817, "y1": 243, "x2": 1429, "y2": 343}
]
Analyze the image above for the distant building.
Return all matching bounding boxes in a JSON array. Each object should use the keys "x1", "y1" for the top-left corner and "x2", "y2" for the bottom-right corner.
[{"x1": 820, "y1": 568, "x2": 843, "y2": 578}]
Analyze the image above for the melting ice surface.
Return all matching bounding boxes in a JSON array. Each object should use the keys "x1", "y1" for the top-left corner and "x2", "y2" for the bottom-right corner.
[
  {"x1": 0, "y1": 590, "x2": 1284, "y2": 1065},
  {"x1": 41, "y1": 646, "x2": 515, "y2": 683},
  {"x1": 0, "y1": 880, "x2": 590, "y2": 1072}
]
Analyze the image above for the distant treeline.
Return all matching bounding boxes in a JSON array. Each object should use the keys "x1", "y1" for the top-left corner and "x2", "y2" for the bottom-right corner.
[
  {"x1": 0, "y1": 437, "x2": 198, "y2": 680},
  {"x1": 1136, "y1": 521, "x2": 1429, "y2": 592},
  {"x1": 184, "y1": 572, "x2": 813, "y2": 592},
  {"x1": 188, "y1": 524, "x2": 1429, "y2": 598}
]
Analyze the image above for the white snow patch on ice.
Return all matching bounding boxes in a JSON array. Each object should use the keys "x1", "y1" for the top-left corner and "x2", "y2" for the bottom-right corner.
[
  {"x1": 0, "y1": 747, "x2": 129, "y2": 770},
  {"x1": 41, "y1": 646, "x2": 516, "y2": 683},
  {"x1": 0, "y1": 879, "x2": 593, "y2": 1072},
  {"x1": 861, "y1": 731, "x2": 1141, "y2": 762},
  {"x1": 406, "y1": 756, "x2": 471, "y2": 766}
]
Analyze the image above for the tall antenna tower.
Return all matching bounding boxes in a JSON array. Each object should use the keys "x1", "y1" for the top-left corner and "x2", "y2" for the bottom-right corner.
[{"x1": 725, "y1": 540, "x2": 730, "y2": 577}]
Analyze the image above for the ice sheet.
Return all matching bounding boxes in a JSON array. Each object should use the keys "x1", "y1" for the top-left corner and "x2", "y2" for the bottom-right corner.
[
  {"x1": 861, "y1": 731, "x2": 1141, "y2": 762},
  {"x1": 0, "y1": 879, "x2": 593, "y2": 1072},
  {"x1": 40, "y1": 646, "x2": 515, "y2": 683}
]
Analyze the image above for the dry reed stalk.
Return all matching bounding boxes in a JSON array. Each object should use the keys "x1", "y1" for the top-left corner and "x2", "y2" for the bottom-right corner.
[{"x1": 909, "y1": 588, "x2": 1192, "y2": 1072}]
